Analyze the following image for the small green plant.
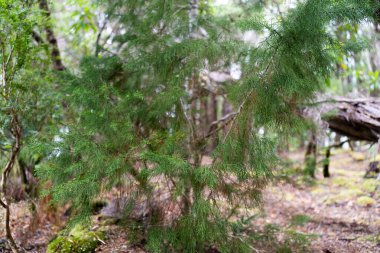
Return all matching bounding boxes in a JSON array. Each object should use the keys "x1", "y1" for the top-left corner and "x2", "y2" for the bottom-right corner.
[
  {"x1": 252, "y1": 224, "x2": 315, "y2": 252},
  {"x1": 282, "y1": 230, "x2": 315, "y2": 253},
  {"x1": 290, "y1": 215, "x2": 311, "y2": 227},
  {"x1": 240, "y1": 214, "x2": 314, "y2": 252}
]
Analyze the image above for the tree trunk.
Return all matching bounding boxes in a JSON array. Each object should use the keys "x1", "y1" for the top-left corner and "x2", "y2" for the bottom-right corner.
[
  {"x1": 304, "y1": 132, "x2": 317, "y2": 178},
  {"x1": 323, "y1": 148, "x2": 330, "y2": 178},
  {"x1": 0, "y1": 113, "x2": 22, "y2": 253},
  {"x1": 38, "y1": 0, "x2": 65, "y2": 71},
  {"x1": 181, "y1": 0, "x2": 200, "y2": 215},
  {"x1": 209, "y1": 94, "x2": 218, "y2": 150}
]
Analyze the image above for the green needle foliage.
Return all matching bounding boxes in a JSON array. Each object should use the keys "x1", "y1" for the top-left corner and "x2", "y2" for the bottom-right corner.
[{"x1": 36, "y1": 0, "x2": 378, "y2": 252}]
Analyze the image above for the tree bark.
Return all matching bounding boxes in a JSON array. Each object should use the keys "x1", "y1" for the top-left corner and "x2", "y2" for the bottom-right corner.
[
  {"x1": 38, "y1": 0, "x2": 65, "y2": 71},
  {"x1": 0, "y1": 112, "x2": 22, "y2": 253},
  {"x1": 181, "y1": 0, "x2": 200, "y2": 215},
  {"x1": 323, "y1": 98, "x2": 380, "y2": 142},
  {"x1": 304, "y1": 132, "x2": 317, "y2": 178},
  {"x1": 207, "y1": 94, "x2": 218, "y2": 151},
  {"x1": 323, "y1": 148, "x2": 330, "y2": 178}
]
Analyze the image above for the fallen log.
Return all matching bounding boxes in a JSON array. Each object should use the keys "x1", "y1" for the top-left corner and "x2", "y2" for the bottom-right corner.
[
  {"x1": 303, "y1": 96, "x2": 380, "y2": 178},
  {"x1": 317, "y1": 97, "x2": 380, "y2": 142}
]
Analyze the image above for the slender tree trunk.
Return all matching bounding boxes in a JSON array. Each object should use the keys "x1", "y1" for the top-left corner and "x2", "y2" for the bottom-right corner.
[
  {"x1": 182, "y1": 0, "x2": 200, "y2": 215},
  {"x1": 38, "y1": 0, "x2": 65, "y2": 71},
  {"x1": 18, "y1": 157, "x2": 32, "y2": 197},
  {"x1": 0, "y1": 112, "x2": 22, "y2": 253},
  {"x1": 207, "y1": 94, "x2": 218, "y2": 151},
  {"x1": 323, "y1": 148, "x2": 330, "y2": 178},
  {"x1": 304, "y1": 132, "x2": 317, "y2": 178},
  {"x1": 0, "y1": 38, "x2": 21, "y2": 252},
  {"x1": 222, "y1": 98, "x2": 233, "y2": 135}
]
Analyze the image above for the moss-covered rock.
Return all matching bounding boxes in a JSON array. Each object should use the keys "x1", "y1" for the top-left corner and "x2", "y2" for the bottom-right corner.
[{"x1": 47, "y1": 226, "x2": 105, "y2": 253}]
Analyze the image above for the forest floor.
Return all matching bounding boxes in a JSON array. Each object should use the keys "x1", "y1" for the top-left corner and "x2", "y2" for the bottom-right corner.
[
  {"x1": 258, "y1": 149, "x2": 380, "y2": 253},
  {"x1": 0, "y1": 149, "x2": 379, "y2": 253}
]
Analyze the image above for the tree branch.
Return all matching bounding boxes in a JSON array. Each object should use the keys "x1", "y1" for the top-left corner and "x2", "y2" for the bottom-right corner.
[
  {"x1": 32, "y1": 30, "x2": 45, "y2": 44},
  {"x1": 95, "y1": 21, "x2": 107, "y2": 57},
  {"x1": 205, "y1": 111, "x2": 238, "y2": 138}
]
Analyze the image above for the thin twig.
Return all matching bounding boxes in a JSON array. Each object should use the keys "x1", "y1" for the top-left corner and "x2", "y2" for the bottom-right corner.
[{"x1": 205, "y1": 111, "x2": 238, "y2": 138}]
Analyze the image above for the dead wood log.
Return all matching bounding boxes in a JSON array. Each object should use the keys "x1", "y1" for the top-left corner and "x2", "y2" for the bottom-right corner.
[{"x1": 321, "y1": 98, "x2": 380, "y2": 142}]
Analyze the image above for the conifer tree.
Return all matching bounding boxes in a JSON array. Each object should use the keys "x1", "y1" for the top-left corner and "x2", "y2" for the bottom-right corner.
[{"x1": 37, "y1": 0, "x2": 378, "y2": 252}]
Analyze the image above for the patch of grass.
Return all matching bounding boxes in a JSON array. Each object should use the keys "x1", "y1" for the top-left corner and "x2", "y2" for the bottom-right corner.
[
  {"x1": 283, "y1": 230, "x2": 317, "y2": 253},
  {"x1": 250, "y1": 223, "x2": 315, "y2": 253},
  {"x1": 290, "y1": 215, "x2": 311, "y2": 227}
]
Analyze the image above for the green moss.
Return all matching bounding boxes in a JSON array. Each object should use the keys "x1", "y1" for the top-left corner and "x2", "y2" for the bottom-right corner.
[
  {"x1": 47, "y1": 226, "x2": 105, "y2": 253},
  {"x1": 322, "y1": 109, "x2": 339, "y2": 120},
  {"x1": 331, "y1": 177, "x2": 351, "y2": 187},
  {"x1": 361, "y1": 179, "x2": 380, "y2": 193},
  {"x1": 356, "y1": 196, "x2": 375, "y2": 207},
  {"x1": 326, "y1": 189, "x2": 364, "y2": 204},
  {"x1": 331, "y1": 176, "x2": 362, "y2": 188},
  {"x1": 329, "y1": 149, "x2": 347, "y2": 155},
  {"x1": 358, "y1": 235, "x2": 380, "y2": 243},
  {"x1": 310, "y1": 188, "x2": 326, "y2": 195},
  {"x1": 350, "y1": 152, "x2": 365, "y2": 161}
]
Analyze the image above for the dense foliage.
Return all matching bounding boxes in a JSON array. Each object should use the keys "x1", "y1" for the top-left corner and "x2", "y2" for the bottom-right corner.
[{"x1": 0, "y1": 0, "x2": 378, "y2": 252}]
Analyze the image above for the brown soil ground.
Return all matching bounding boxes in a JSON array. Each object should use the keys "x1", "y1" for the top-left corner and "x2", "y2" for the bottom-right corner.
[
  {"x1": 259, "y1": 149, "x2": 380, "y2": 253},
  {"x1": 1, "y1": 149, "x2": 379, "y2": 252}
]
